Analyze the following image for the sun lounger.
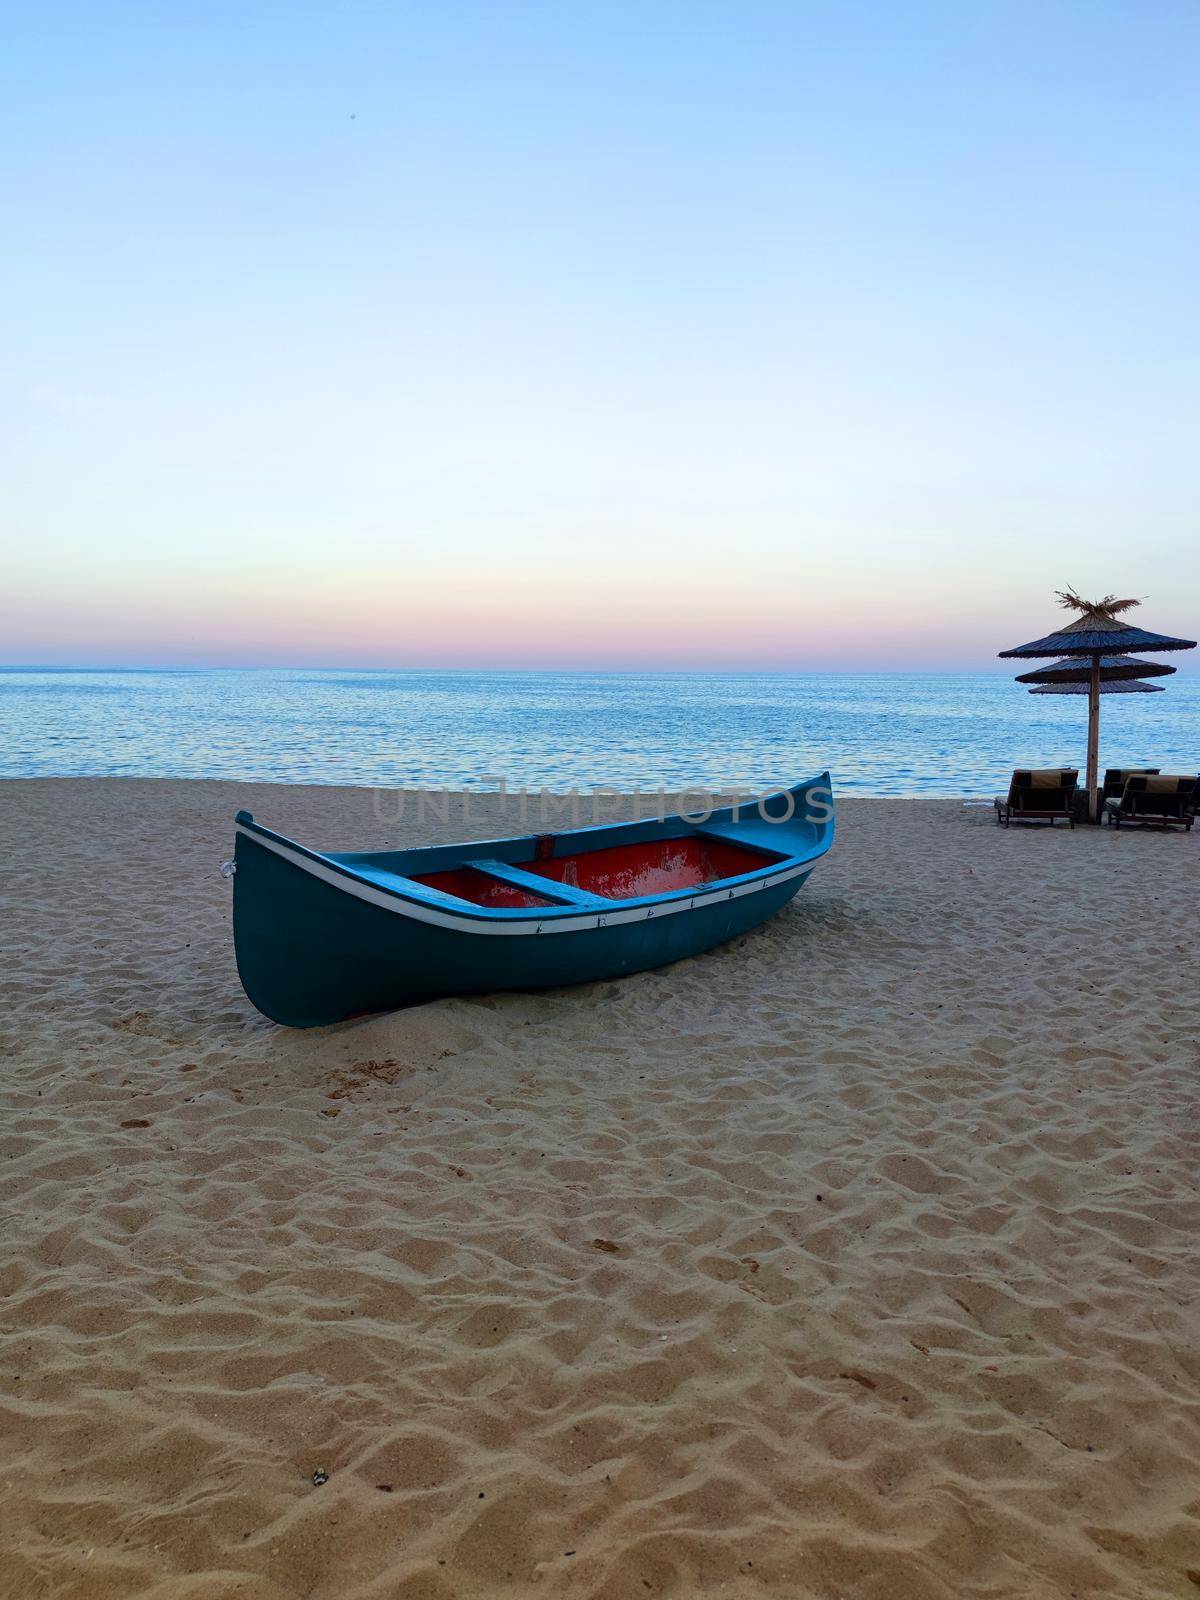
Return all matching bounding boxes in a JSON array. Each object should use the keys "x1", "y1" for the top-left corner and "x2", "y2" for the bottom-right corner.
[
  {"x1": 993, "y1": 769, "x2": 1078, "y2": 828},
  {"x1": 1104, "y1": 774, "x2": 1196, "y2": 830}
]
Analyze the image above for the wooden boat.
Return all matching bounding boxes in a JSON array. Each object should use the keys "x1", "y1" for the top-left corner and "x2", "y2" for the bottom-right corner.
[{"x1": 230, "y1": 773, "x2": 834, "y2": 1027}]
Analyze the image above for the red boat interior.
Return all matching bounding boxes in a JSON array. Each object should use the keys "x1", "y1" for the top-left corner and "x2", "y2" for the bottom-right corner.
[
  {"x1": 527, "y1": 835, "x2": 780, "y2": 898},
  {"x1": 413, "y1": 834, "x2": 783, "y2": 909}
]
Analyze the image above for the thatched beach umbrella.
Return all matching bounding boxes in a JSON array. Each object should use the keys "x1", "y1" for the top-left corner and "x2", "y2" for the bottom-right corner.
[
  {"x1": 999, "y1": 592, "x2": 1196, "y2": 821},
  {"x1": 1030, "y1": 678, "x2": 1163, "y2": 695},
  {"x1": 1015, "y1": 653, "x2": 1176, "y2": 686}
]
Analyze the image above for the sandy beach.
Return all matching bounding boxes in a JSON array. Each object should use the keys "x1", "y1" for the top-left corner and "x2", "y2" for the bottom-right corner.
[{"x1": 2, "y1": 777, "x2": 1198, "y2": 1599}]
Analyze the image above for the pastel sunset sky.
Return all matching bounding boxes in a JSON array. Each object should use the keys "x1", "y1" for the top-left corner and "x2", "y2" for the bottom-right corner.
[{"x1": 4, "y1": 2, "x2": 1198, "y2": 669}]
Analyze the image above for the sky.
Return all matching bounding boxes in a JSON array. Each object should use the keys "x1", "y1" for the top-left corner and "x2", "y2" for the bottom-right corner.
[{"x1": 3, "y1": 1, "x2": 1198, "y2": 671}]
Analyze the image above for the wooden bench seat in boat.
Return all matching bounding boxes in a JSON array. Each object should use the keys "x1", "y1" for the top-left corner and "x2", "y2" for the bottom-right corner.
[
  {"x1": 342, "y1": 862, "x2": 483, "y2": 907},
  {"x1": 696, "y1": 818, "x2": 792, "y2": 857},
  {"x1": 465, "y1": 858, "x2": 611, "y2": 909}
]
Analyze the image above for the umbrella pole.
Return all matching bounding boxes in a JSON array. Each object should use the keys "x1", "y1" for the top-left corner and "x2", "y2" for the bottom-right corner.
[{"x1": 1087, "y1": 653, "x2": 1101, "y2": 822}]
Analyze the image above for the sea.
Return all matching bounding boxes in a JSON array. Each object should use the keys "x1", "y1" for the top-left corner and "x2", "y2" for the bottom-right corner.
[{"x1": 1, "y1": 668, "x2": 1196, "y2": 797}]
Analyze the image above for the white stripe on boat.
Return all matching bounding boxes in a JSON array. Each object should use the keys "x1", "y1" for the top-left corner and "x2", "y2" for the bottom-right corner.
[{"x1": 235, "y1": 825, "x2": 810, "y2": 937}]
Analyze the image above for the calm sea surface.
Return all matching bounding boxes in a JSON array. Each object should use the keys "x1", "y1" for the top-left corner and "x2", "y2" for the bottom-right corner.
[{"x1": 1, "y1": 669, "x2": 1196, "y2": 796}]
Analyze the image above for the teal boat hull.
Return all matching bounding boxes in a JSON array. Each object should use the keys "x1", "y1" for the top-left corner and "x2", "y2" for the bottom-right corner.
[{"x1": 231, "y1": 774, "x2": 833, "y2": 1027}]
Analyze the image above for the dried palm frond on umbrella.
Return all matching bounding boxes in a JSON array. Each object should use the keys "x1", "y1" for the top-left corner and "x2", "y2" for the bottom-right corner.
[
  {"x1": 1004, "y1": 591, "x2": 1193, "y2": 655},
  {"x1": 1000, "y1": 592, "x2": 1195, "y2": 821}
]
